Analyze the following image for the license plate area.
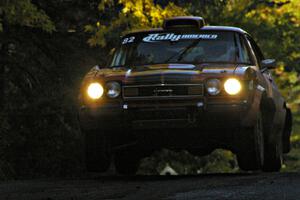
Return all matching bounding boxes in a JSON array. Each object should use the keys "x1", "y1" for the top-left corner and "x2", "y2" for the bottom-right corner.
[{"x1": 131, "y1": 107, "x2": 188, "y2": 121}]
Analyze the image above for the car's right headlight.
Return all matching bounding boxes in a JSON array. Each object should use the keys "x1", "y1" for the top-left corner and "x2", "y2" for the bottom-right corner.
[
  {"x1": 87, "y1": 82, "x2": 104, "y2": 99},
  {"x1": 206, "y1": 79, "x2": 221, "y2": 95},
  {"x1": 224, "y1": 78, "x2": 241, "y2": 95}
]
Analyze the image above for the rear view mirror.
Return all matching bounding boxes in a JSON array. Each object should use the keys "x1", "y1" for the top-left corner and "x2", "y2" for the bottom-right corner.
[{"x1": 261, "y1": 59, "x2": 277, "y2": 70}]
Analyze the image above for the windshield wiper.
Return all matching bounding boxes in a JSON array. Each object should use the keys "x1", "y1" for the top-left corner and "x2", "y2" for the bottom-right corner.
[
  {"x1": 163, "y1": 40, "x2": 202, "y2": 63},
  {"x1": 110, "y1": 65, "x2": 126, "y2": 68}
]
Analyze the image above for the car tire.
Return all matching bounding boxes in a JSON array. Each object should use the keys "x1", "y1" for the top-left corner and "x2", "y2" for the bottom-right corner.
[
  {"x1": 114, "y1": 147, "x2": 143, "y2": 175},
  {"x1": 237, "y1": 111, "x2": 264, "y2": 171},
  {"x1": 263, "y1": 126, "x2": 283, "y2": 172},
  {"x1": 84, "y1": 129, "x2": 112, "y2": 172}
]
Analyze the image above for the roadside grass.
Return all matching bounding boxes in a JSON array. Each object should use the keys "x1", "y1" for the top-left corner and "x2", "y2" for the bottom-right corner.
[{"x1": 138, "y1": 149, "x2": 238, "y2": 175}]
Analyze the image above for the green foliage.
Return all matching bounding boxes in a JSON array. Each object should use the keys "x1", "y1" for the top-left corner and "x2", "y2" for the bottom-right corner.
[
  {"x1": 274, "y1": 65, "x2": 300, "y2": 111},
  {"x1": 85, "y1": 0, "x2": 187, "y2": 47},
  {"x1": 0, "y1": 28, "x2": 103, "y2": 179},
  {"x1": 0, "y1": 0, "x2": 55, "y2": 32},
  {"x1": 138, "y1": 149, "x2": 238, "y2": 175}
]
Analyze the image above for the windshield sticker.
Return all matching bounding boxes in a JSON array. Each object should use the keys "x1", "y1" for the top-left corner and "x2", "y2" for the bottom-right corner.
[
  {"x1": 122, "y1": 36, "x2": 135, "y2": 44},
  {"x1": 142, "y1": 33, "x2": 218, "y2": 42}
]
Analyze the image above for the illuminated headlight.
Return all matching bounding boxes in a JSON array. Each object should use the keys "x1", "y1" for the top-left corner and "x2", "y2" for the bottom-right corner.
[
  {"x1": 87, "y1": 83, "x2": 104, "y2": 99},
  {"x1": 224, "y1": 78, "x2": 241, "y2": 95},
  {"x1": 206, "y1": 79, "x2": 221, "y2": 95},
  {"x1": 106, "y1": 81, "x2": 121, "y2": 98}
]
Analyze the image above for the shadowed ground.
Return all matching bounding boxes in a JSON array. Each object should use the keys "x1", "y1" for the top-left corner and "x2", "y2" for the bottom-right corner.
[{"x1": 0, "y1": 173, "x2": 299, "y2": 200}]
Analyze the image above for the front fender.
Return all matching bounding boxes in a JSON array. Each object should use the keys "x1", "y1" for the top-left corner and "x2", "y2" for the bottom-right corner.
[{"x1": 241, "y1": 85, "x2": 264, "y2": 127}]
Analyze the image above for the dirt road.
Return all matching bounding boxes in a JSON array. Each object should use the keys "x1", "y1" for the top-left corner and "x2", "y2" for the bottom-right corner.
[{"x1": 0, "y1": 173, "x2": 299, "y2": 200}]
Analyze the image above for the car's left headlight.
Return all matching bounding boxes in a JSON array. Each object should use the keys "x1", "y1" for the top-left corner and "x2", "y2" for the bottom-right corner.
[
  {"x1": 106, "y1": 81, "x2": 121, "y2": 98},
  {"x1": 87, "y1": 82, "x2": 104, "y2": 99}
]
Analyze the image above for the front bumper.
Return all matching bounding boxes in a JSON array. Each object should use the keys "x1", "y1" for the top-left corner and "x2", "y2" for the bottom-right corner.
[{"x1": 78, "y1": 98, "x2": 252, "y2": 131}]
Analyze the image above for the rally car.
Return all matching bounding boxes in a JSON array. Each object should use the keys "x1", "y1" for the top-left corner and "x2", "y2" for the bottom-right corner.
[{"x1": 78, "y1": 16, "x2": 292, "y2": 174}]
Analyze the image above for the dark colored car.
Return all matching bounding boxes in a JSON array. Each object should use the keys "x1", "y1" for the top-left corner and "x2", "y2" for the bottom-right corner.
[{"x1": 78, "y1": 17, "x2": 292, "y2": 174}]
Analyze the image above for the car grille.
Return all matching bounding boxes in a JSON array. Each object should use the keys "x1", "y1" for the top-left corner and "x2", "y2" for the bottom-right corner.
[{"x1": 122, "y1": 84, "x2": 204, "y2": 100}]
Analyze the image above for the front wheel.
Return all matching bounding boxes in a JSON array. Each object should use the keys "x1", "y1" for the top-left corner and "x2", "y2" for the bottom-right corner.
[
  {"x1": 263, "y1": 126, "x2": 283, "y2": 172},
  {"x1": 114, "y1": 146, "x2": 144, "y2": 175},
  {"x1": 237, "y1": 111, "x2": 264, "y2": 171},
  {"x1": 84, "y1": 129, "x2": 112, "y2": 172}
]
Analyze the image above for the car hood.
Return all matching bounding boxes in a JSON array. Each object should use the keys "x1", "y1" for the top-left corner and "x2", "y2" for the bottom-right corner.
[{"x1": 88, "y1": 63, "x2": 250, "y2": 84}]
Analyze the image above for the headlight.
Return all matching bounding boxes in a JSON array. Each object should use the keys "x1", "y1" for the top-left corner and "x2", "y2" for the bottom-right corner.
[
  {"x1": 206, "y1": 79, "x2": 221, "y2": 95},
  {"x1": 87, "y1": 83, "x2": 104, "y2": 99},
  {"x1": 106, "y1": 81, "x2": 121, "y2": 98},
  {"x1": 224, "y1": 78, "x2": 241, "y2": 95}
]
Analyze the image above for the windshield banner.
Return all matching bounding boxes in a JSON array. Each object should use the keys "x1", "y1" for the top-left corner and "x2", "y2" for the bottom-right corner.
[{"x1": 142, "y1": 33, "x2": 218, "y2": 42}]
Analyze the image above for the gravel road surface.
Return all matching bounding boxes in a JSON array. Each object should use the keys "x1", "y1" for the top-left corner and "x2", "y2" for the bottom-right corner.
[{"x1": 1, "y1": 173, "x2": 299, "y2": 200}]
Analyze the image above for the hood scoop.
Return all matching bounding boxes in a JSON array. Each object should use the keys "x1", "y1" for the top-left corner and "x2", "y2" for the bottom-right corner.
[
  {"x1": 124, "y1": 64, "x2": 198, "y2": 85},
  {"x1": 132, "y1": 64, "x2": 196, "y2": 71},
  {"x1": 148, "y1": 64, "x2": 195, "y2": 70}
]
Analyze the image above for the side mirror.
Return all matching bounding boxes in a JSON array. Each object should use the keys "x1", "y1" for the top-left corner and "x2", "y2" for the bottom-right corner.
[{"x1": 261, "y1": 59, "x2": 277, "y2": 70}]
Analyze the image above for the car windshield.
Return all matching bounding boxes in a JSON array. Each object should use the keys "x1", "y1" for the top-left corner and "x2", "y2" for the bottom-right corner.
[{"x1": 110, "y1": 31, "x2": 252, "y2": 67}]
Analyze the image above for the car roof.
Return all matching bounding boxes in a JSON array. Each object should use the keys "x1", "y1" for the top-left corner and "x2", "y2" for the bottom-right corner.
[
  {"x1": 123, "y1": 26, "x2": 248, "y2": 37},
  {"x1": 202, "y1": 26, "x2": 248, "y2": 34}
]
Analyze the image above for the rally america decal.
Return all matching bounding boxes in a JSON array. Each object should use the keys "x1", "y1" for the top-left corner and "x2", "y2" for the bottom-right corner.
[{"x1": 142, "y1": 33, "x2": 218, "y2": 42}]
